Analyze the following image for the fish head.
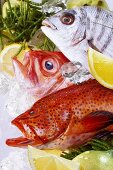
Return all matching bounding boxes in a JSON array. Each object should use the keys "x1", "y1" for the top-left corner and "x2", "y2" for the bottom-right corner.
[
  {"x1": 13, "y1": 50, "x2": 72, "y2": 98},
  {"x1": 41, "y1": 8, "x2": 87, "y2": 62},
  {"x1": 6, "y1": 97, "x2": 71, "y2": 147}
]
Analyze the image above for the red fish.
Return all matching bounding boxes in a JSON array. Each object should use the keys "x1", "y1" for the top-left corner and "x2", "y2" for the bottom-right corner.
[
  {"x1": 13, "y1": 50, "x2": 72, "y2": 99},
  {"x1": 6, "y1": 79, "x2": 113, "y2": 149}
]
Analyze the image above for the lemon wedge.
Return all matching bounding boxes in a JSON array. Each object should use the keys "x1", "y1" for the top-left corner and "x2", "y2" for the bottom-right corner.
[
  {"x1": 42, "y1": 149, "x2": 62, "y2": 156},
  {"x1": 88, "y1": 47, "x2": 113, "y2": 89},
  {"x1": 72, "y1": 150, "x2": 113, "y2": 170},
  {"x1": 2, "y1": 0, "x2": 20, "y2": 18},
  {"x1": 28, "y1": 146, "x2": 79, "y2": 170},
  {"x1": 0, "y1": 43, "x2": 30, "y2": 76},
  {"x1": 66, "y1": 0, "x2": 108, "y2": 9}
]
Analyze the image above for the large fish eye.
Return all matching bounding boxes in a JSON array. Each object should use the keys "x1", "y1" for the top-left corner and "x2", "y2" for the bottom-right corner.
[
  {"x1": 42, "y1": 57, "x2": 58, "y2": 75},
  {"x1": 45, "y1": 61, "x2": 53, "y2": 70},
  {"x1": 60, "y1": 13, "x2": 75, "y2": 25}
]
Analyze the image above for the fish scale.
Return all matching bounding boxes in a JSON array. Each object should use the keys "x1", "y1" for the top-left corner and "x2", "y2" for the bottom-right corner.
[{"x1": 86, "y1": 7, "x2": 113, "y2": 53}]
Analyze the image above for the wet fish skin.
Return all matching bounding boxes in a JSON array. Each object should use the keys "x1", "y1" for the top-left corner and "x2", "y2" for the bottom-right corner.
[
  {"x1": 42, "y1": 6, "x2": 113, "y2": 71},
  {"x1": 13, "y1": 50, "x2": 72, "y2": 99},
  {"x1": 6, "y1": 79, "x2": 113, "y2": 149}
]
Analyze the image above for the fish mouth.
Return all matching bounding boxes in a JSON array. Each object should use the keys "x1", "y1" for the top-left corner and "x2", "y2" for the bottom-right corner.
[
  {"x1": 13, "y1": 56, "x2": 39, "y2": 88},
  {"x1": 42, "y1": 19, "x2": 57, "y2": 30},
  {"x1": 6, "y1": 118, "x2": 43, "y2": 147}
]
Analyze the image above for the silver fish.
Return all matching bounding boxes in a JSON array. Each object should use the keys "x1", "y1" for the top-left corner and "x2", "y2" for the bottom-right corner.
[{"x1": 42, "y1": 6, "x2": 113, "y2": 71}]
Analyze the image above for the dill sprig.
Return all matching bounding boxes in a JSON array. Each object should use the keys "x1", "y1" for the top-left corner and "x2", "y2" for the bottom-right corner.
[
  {"x1": 0, "y1": 0, "x2": 63, "y2": 51},
  {"x1": 37, "y1": 36, "x2": 56, "y2": 51},
  {"x1": 61, "y1": 135, "x2": 113, "y2": 160},
  {"x1": 0, "y1": 0, "x2": 46, "y2": 42},
  {"x1": 0, "y1": 0, "x2": 57, "y2": 43}
]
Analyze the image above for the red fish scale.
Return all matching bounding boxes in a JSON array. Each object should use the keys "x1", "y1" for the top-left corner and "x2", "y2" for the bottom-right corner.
[
  {"x1": 21, "y1": 80, "x2": 113, "y2": 135},
  {"x1": 24, "y1": 99, "x2": 71, "y2": 142}
]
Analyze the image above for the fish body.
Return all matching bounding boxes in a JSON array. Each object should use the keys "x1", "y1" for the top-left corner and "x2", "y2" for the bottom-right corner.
[
  {"x1": 42, "y1": 6, "x2": 113, "y2": 70},
  {"x1": 6, "y1": 79, "x2": 113, "y2": 149},
  {"x1": 13, "y1": 50, "x2": 72, "y2": 99}
]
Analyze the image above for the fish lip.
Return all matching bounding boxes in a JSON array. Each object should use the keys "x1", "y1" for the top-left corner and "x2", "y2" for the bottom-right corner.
[
  {"x1": 42, "y1": 19, "x2": 57, "y2": 30},
  {"x1": 11, "y1": 118, "x2": 35, "y2": 140},
  {"x1": 11, "y1": 119, "x2": 29, "y2": 138},
  {"x1": 11, "y1": 118, "x2": 43, "y2": 145}
]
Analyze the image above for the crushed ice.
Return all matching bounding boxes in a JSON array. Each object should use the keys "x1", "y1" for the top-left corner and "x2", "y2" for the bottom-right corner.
[
  {"x1": 0, "y1": 73, "x2": 36, "y2": 118},
  {"x1": 0, "y1": 73, "x2": 36, "y2": 169},
  {"x1": 42, "y1": 0, "x2": 66, "y2": 13},
  {"x1": 0, "y1": 73, "x2": 11, "y2": 95},
  {"x1": 0, "y1": 149, "x2": 31, "y2": 170},
  {"x1": 61, "y1": 62, "x2": 93, "y2": 84}
]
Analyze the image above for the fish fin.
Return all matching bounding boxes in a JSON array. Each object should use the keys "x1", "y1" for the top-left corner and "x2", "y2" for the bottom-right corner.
[
  {"x1": 81, "y1": 111, "x2": 113, "y2": 132},
  {"x1": 106, "y1": 124, "x2": 113, "y2": 131},
  {"x1": 65, "y1": 111, "x2": 113, "y2": 137},
  {"x1": 94, "y1": 130, "x2": 112, "y2": 139}
]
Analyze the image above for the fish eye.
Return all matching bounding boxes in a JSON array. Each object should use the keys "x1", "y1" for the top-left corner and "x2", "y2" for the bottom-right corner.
[
  {"x1": 60, "y1": 13, "x2": 75, "y2": 25},
  {"x1": 42, "y1": 57, "x2": 58, "y2": 75},
  {"x1": 45, "y1": 61, "x2": 53, "y2": 70}
]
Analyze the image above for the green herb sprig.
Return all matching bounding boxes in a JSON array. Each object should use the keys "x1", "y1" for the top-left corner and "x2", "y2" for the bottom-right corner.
[
  {"x1": 0, "y1": 0, "x2": 46, "y2": 42},
  {"x1": 37, "y1": 36, "x2": 56, "y2": 51},
  {"x1": 61, "y1": 135, "x2": 113, "y2": 160},
  {"x1": 0, "y1": 0, "x2": 63, "y2": 51}
]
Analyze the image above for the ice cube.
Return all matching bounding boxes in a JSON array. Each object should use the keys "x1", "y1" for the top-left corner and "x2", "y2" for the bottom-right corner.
[
  {"x1": 5, "y1": 80, "x2": 36, "y2": 118},
  {"x1": 61, "y1": 62, "x2": 93, "y2": 84},
  {"x1": 42, "y1": 0, "x2": 66, "y2": 13}
]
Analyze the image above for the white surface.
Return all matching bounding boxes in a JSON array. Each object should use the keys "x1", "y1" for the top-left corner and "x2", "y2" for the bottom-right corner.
[{"x1": 0, "y1": 0, "x2": 113, "y2": 169}]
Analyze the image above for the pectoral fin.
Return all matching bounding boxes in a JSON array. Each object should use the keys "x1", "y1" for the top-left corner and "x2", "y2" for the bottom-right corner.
[
  {"x1": 81, "y1": 111, "x2": 113, "y2": 132},
  {"x1": 66, "y1": 111, "x2": 113, "y2": 136}
]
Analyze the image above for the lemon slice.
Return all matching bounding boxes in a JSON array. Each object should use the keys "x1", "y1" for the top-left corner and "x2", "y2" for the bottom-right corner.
[
  {"x1": 43, "y1": 149, "x2": 62, "y2": 156},
  {"x1": 28, "y1": 146, "x2": 79, "y2": 170},
  {"x1": 2, "y1": 0, "x2": 20, "y2": 18},
  {"x1": 0, "y1": 43, "x2": 30, "y2": 76},
  {"x1": 66, "y1": 0, "x2": 108, "y2": 9},
  {"x1": 88, "y1": 47, "x2": 113, "y2": 89}
]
